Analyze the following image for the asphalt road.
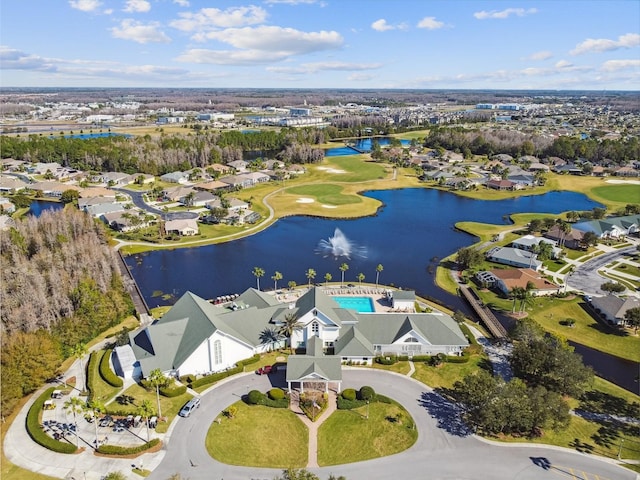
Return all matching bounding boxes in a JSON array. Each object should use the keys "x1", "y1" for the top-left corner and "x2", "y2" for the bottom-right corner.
[
  {"x1": 566, "y1": 245, "x2": 638, "y2": 296},
  {"x1": 147, "y1": 369, "x2": 635, "y2": 480},
  {"x1": 113, "y1": 188, "x2": 199, "y2": 221}
]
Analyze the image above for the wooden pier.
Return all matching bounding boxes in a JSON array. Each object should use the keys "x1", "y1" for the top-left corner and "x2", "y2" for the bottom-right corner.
[
  {"x1": 116, "y1": 251, "x2": 151, "y2": 317},
  {"x1": 459, "y1": 285, "x2": 508, "y2": 339}
]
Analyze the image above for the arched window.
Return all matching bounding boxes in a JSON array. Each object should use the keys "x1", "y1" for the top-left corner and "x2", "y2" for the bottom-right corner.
[
  {"x1": 404, "y1": 337, "x2": 419, "y2": 343},
  {"x1": 213, "y1": 340, "x2": 222, "y2": 365}
]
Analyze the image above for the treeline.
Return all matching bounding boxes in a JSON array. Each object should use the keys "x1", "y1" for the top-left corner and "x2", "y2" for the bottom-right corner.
[
  {"x1": 1, "y1": 209, "x2": 133, "y2": 415},
  {"x1": 450, "y1": 320, "x2": 593, "y2": 437},
  {"x1": 0, "y1": 128, "x2": 328, "y2": 175},
  {"x1": 424, "y1": 126, "x2": 640, "y2": 164}
]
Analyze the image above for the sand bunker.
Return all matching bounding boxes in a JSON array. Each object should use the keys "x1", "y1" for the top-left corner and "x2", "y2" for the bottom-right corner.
[
  {"x1": 606, "y1": 179, "x2": 640, "y2": 185},
  {"x1": 296, "y1": 198, "x2": 314, "y2": 203},
  {"x1": 317, "y1": 166, "x2": 347, "y2": 174},
  {"x1": 322, "y1": 205, "x2": 337, "y2": 209}
]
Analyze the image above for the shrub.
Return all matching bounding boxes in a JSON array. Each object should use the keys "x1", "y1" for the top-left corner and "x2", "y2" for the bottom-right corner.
[
  {"x1": 159, "y1": 384, "x2": 187, "y2": 397},
  {"x1": 337, "y1": 397, "x2": 366, "y2": 410},
  {"x1": 97, "y1": 438, "x2": 160, "y2": 455},
  {"x1": 268, "y1": 388, "x2": 285, "y2": 400},
  {"x1": 341, "y1": 389, "x2": 357, "y2": 401},
  {"x1": 445, "y1": 354, "x2": 470, "y2": 364},
  {"x1": 247, "y1": 390, "x2": 265, "y2": 405},
  {"x1": 26, "y1": 387, "x2": 77, "y2": 454},
  {"x1": 85, "y1": 351, "x2": 99, "y2": 401},
  {"x1": 99, "y1": 349, "x2": 123, "y2": 388},
  {"x1": 358, "y1": 386, "x2": 375, "y2": 401},
  {"x1": 238, "y1": 354, "x2": 260, "y2": 366},
  {"x1": 375, "y1": 356, "x2": 397, "y2": 365},
  {"x1": 408, "y1": 355, "x2": 431, "y2": 362},
  {"x1": 191, "y1": 365, "x2": 243, "y2": 389},
  {"x1": 179, "y1": 375, "x2": 195, "y2": 385}
]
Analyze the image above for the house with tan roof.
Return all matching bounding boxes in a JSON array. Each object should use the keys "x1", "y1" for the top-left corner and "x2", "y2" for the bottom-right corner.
[{"x1": 479, "y1": 268, "x2": 560, "y2": 296}]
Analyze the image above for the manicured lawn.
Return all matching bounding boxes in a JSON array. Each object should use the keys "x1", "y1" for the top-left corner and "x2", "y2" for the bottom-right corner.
[
  {"x1": 89, "y1": 350, "x2": 122, "y2": 404},
  {"x1": 320, "y1": 156, "x2": 388, "y2": 182},
  {"x1": 592, "y1": 184, "x2": 640, "y2": 204},
  {"x1": 206, "y1": 402, "x2": 308, "y2": 467},
  {"x1": 529, "y1": 296, "x2": 640, "y2": 362},
  {"x1": 411, "y1": 354, "x2": 488, "y2": 390},
  {"x1": 317, "y1": 401, "x2": 417, "y2": 466},
  {"x1": 614, "y1": 263, "x2": 640, "y2": 279},
  {"x1": 370, "y1": 361, "x2": 412, "y2": 375},
  {"x1": 286, "y1": 184, "x2": 363, "y2": 206}
]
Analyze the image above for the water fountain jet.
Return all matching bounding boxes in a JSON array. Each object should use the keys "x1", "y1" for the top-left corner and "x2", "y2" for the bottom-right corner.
[{"x1": 315, "y1": 228, "x2": 367, "y2": 259}]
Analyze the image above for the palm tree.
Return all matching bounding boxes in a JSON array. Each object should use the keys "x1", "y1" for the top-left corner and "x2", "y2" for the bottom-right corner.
[
  {"x1": 64, "y1": 396, "x2": 85, "y2": 449},
  {"x1": 520, "y1": 281, "x2": 536, "y2": 313},
  {"x1": 305, "y1": 268, "x2": 316, "y2": 288},
  {"x1": 272, "y1": 271, "x2": 283, "y2": 291},
  {"x1": 252, "y1": 266, "x2": 265, "y2": 290},
  {"x1": 137, "y1": 399, "x2": 156, "y2": 442},
  {"x1": 375, "y1": 264, "x2": 384, "y2": 288},
  {"x1": 71, "y1": 343, "x2": 88, "y2": 393},
  {"x1": 86, "y1": 399, "x2": 105, "y2": 448},
  {"x1": 279, "y1": 312, "x2": 303, "y2": 354},
  {"x1": 339, "y1": 263, "x2": 349, "y2": 286},
  {"x1": 324, "y1": 272, "x2": 332, "y2": 286},
  {"x1": 357, "y1": 272, "x2": 365, "y2": 284},
  {"x1": 288, "y1": 280, "x2": 297, "y2": 290},
  {"x1": 147, "y1": 369, "x2": 169, "y2": 421},
  {"x1": 259, "y1": 327, "x2": 282, "y2": 352},
  {"x1": 510, "y1": 287, "x2": 525, "y2": 313},
  {"x1": 560, "y1": 221, "x2": 572, "y2": 247}
]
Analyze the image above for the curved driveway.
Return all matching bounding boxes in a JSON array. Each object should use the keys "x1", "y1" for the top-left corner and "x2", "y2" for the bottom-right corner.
[
  {"x1": 148, "y1": 369, "x2": 634, "y2": 480},
  {"x1": 112, "y1": 188, "x2": 198, "y2": 221},
  {"x1": 566, "y1": 245, "x2": 638, "y2": 296}
]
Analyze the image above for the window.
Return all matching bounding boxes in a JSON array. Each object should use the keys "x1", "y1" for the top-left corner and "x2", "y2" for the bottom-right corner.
[
  {"x1": 213, "y1": 340, "x2": 222, "y2": 365},
  {"x1": 311, "y1": 322, "x2": 319, "y2": 335},
  {"x1": 404, "y1": 337, "x2": 419, "y2": 343}
]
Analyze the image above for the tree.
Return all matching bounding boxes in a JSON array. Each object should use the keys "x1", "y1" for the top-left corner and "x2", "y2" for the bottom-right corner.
[
  {"x1": 375, "y1": 264, "x2": 384, "y2": 288},
  {"x1": 288, "y1": 280, "x2": 297, "y2": 290},
  {"x1": 601, "y1": 281, "x2": 625, "y2": 294},
  {"x1": 623, "y1": 307, "x2": 640, "y2": 333},
  {"x1": 527, "y1": 219, "x2": 543, "y2": 233},
  {"x1": 455, "y1": 247, "x2": 483, "y2": 270},
  {"x1": 558, "y1": 221, "x2": 572, "y2": 247},
  {"x1": 273, "y1": 469, "x2": 321, "y2": 480},
  {"x1": 252, "y1": 266, "x2": 265, "y2": 290},
  {"x1": 272, "y1": 271, "x2": 283, "y2": 291},
  {"x1": 532, "y1": 241, "x2": 553, "y2": 262},
  {"x1": 147, "y1": 368, "x2": 169, "y2": 421},
  {"x1": 339, "y1": 263, "x2": 349, "y2": 286},
  {"x1": 566, "y1": 211, "x2": 580, "y2": 223},
  {"x1": 324, "y1": 272, "x2": 332, "y2": 286},
  {"x1": 592, "y1": 207, "x2": 606, "y2": 219},
  {"x1": 259, "y1": 327, "x2": 282, "y2": 352},
  {"x1": 87, "y1": 399, "x2": 105, "y2": 448},
  {"x1": 279, "y1": 312, "x2": 303, "y2": 354},
  {"x1": 357, "y1": 272, "x2": 365, "y2": 284},
  {"x1": 64, "y1": 396, "x2": 85, "y2": 449},
  {"x1": 581, "y1": 231, "x2": 599, "y2": 247},
  {"x1": 305, "y1": 268, "x2": 316, "y2": 287},
  {"x1": 509, "y1": 287, "x2": 525, "y2": 313},
  {"x1": 71, "y1": 343, "x2": 88, "y2": 393},
  {"x1": 60, "y1": 189, "x2": 79, "y2": 204},
  {"x1": 137, "y1": 399, "x2": 156, "y2": 442}
]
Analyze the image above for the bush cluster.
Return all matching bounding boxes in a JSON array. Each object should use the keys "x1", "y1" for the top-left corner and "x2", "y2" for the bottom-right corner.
[
  {"x1": 358, "y1": 386, "x2": 375, "y2": 401},
  {"x1": 85, "y1": 351, "x2": 99, "y2": 401},
  {"x1": 97, "y1": 438, "x2": 160, "y2": 455},
  {"x1": 336, "y1": 397, "x2": 367, "y2": 410},
  {"x1": 268, "y1": 388, "x2": 285, "y2": 400},
  {"x1": 190, "y1": 365, "x2": 243, "y2": 389},
  {"x1": 99, "y1": 349, "x2": 123, "y2": 388},
  {"x1": 341, "y1": 389, "x2": 357, "y2": 401},
  {"x1": 238, "y1": 354, "x2": 260, "y2": 366},
  {"x1": 159, "y1": 384, "x2": 187, "y2": 397},
  {"x1": 246, "y1": 389, "x2": 288, "y2": 408},
  {"x1": 375, "y1": 356, "x2": 397, "y2": 365},
  {"x1": 26, "y1": 387, "x2": 77, "y2": 454}
]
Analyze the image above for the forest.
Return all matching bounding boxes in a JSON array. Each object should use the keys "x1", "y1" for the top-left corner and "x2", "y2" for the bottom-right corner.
[{"x1": 0, "y1": 208, "x2": 133, "y2": 415}]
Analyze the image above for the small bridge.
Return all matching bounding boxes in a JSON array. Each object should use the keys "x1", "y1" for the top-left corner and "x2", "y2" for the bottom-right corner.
[{"x1": 459, "y1": 285, "x2": 508, "y2": 339}]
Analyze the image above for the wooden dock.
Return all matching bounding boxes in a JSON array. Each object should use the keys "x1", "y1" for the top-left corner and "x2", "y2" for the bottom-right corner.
[
  {"x1": 116, "y1": 251, "x2": 151, "y2": 317},
  {"x1": 459, "y1": 285, "x2": 508, "y2": 339}
]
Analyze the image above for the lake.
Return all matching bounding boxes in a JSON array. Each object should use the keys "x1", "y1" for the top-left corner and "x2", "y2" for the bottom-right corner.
[
  {"x1": 28, "y1": 200, "x2": 64, "y2": 217},
  {"x1": 325, "y1": 137, "x2": 411, "y2": 156}
]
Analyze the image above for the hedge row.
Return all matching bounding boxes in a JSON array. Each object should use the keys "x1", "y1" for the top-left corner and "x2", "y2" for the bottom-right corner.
[
  {"x1": 97, "y1": 438, "x2": 160, "y2": 455},
  {"x1": 26, "y1": 387, "x2": 77, "y2": 454},
  {"x1": 246, "y1": 389, "x2": 288, "y2": 408},
  {"x1": 85, "y1": 351, "x2": 99, "y2": 402},
  {"x1": 238, "y1": 354, "x2": 260, "y2": 366},
  {"x1": 190, "y1": 365, "x2": 243, "y2": 389},
  {"x1": 99, "y1": 349, "x2": 123, "y2": 388},
  {"x1": 159, "y1": 384, "x2": 187, "y2": 397}
]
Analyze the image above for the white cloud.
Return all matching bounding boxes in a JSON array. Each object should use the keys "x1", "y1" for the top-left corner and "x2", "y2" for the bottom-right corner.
[
  {"x1": 111, "y1": 19, "x2": 171, "y2": 44},
  {"x1": 347, "y1": 73, "x2": 375, "y2": 81},
  {"x1": 528, "y1": 51, "x2": 552, "y2": 61},
  {"x1": 267, "y1": 61, "x2": 381, "y2": 74},
  {"x1": 68, "y1": 0, "x2": 102, "y2": 12},
  {"x1": 473, "y1": 8, "x2": 537, "y2": 20},
  {"x1": 0, "y1": 46, "x2": 57, "y2": 72},
  {"x1": 123, "y1": 0, "x2": 151, "y2": 13},
  {"x1": 571, "y1": 33, "x2": 640, "y2": 55},
  {"x1": 371, "y1": 19, "x2": 408, "y2": 32},
  {"x1": 170, "y1": 6, "x2": 267, "y2": 32},
  {"x1": 196, "y1": 26, "x2": 342, "y2": 54},
  {"x1": 176, "y1": 49, "x2": 286, "y2": 65},
  {"x1": 555, "y1": 60, "x2": 572, "y2": 68},
  {"x1": 417, "y1": 17, "x2": 444, "y2": 30},
  {"x1": 601, "y1": 59, "x2": 640, "y2": 72},
  {"x1": 173, "y1": 0, "x2": 189, "y2": 6},
  {"x1": 264, "y1": 0, "x2": 320, "y2": 4}
]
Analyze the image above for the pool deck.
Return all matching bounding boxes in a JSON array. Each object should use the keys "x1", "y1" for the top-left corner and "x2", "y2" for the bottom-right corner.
[{"x1": 276, "y1": 285, "x2": 412, "y2": 313}]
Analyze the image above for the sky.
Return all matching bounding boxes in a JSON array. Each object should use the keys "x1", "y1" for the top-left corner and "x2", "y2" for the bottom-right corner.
[{"x1": 1, "y1": 0, "x2": 639, "y2": 90}]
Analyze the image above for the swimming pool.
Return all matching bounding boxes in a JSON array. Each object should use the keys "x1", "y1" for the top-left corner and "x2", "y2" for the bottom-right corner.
[{"x1": 333, "y1": 296, "x2": 375, "y2": 313}]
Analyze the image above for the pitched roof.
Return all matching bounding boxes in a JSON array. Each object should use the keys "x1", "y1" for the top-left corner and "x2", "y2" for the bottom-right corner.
[
  {"x1": 294, "y1": 287, "x2": 344, "y2": 326},
  {"x1": 489, "y1": 268, "x2": 559, "y2": 291},
  {"x1": 354, "y1": 313, "x2": 468, "y2": 346},
  {"x1": 334, "y1": 326, "x2": 374, "y2": 356}
]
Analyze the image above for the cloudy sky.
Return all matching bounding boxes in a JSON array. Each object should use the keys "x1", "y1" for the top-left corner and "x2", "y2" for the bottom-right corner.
[{"x1": 1, "y1": 0, "x2": 639, "y2": 89}]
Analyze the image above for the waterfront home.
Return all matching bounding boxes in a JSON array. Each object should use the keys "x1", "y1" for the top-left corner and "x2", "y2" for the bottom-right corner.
[
  {"x1": 30, "y1": 181, "x2": 82, "y2": 198},
  {"x1": 478, "y1": 268, "x2": 560, "y2": 296},
  {"x1": 486, "y1": 246, "x2": 542, "y2": 270},
  {"x1": 544, "y1": 224, "x2": 585, "y2": 250},
  {"x1": 125, "y1": 287, "x2": 468, "y2": 379},
  {"x1": 590, "y1": 295, "x2": 640, "y2": 326},
  {"x1": 103, "y1": 211, "x2": 152, "y2": 232},
  {"x1": 0, "y1": 176, "x2": 28, "y2": 193},
  {"x1": 511, "y1": 235, "x2": 562, "y2": 259},
  {"x1": 572, "y1": 214, "x2": 640, "y2": 239},
  {"x1": 227, "y1": 160, "x2": 248, "y2": 172},
  {"x1": 165, "y1": 218, "x2": 199, "y2": 236},
  {"x1": 486, "y1": 179, "x2": 516, "y2": 191},
  {"x1": 0, "y1": 214, "x2": 16, "y2": 231}
]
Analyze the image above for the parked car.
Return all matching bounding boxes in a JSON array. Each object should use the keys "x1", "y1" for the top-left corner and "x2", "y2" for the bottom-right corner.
[
  {"x1": 178, "y1": 397, "x2": 201, "y2": 417},
  {"x1": 98, "y1": 415, "x2": 113, "y2": 427},
  {"x1": 256, "y1": 365, "x2": 274, "y2": 375}
]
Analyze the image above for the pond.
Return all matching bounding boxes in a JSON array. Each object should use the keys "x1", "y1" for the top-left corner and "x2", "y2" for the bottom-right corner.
[
  {"x1": 28, "y1": 200, "x2": 64, "y2": 217},
  {"x1": 325, "y1": 137, "x2": 411, "y2": 157}
]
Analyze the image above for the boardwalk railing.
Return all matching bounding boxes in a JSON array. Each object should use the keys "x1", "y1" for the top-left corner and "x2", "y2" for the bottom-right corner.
[
  {"x1": 116, "y1": 251, "x2": 151, "y2": 317},
  {"x1": 459, "y1": 285, "x2": 508, "y2": 339}
]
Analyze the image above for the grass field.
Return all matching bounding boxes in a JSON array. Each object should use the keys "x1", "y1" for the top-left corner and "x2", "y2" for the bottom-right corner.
[
  {"x1": 592, "y1": 184, "x2": 640, "y2": 204},
  {"x1": 317, "y1": 401, "x2": 417, "y2": 466},
  {"x1": 206, "y1": 402, "x2": 308, "y2": 467},
  {"x1": 411, "y1": 353, "x2": 488, "y2": 390},
  {"x1": 285, "y1": 184, "x2": 364, "y2": 206}
]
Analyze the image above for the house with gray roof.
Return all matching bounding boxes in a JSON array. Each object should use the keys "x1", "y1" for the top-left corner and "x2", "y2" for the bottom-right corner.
[
  {"x1": 572, "y1": 214, "x2": 640, "y2": 239},
  {"x1": 590, "y1": 295, "x2": 640, "y2": 326},
  {"x1": 126, "y1": 287, "x2": 468, "y2": 384},
  {"x1": 486, "y1": 246, "x2": 542, "y2": 270}
]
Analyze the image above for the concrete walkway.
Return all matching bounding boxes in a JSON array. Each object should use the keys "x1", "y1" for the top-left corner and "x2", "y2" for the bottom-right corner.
[{"x1": 289, "y1": 389, "x2": 338, "y2": 468}]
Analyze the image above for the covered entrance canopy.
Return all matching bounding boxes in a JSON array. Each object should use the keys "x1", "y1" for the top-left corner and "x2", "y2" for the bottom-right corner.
[{"x1": 285, "y1": 335, "x2": 342, "y2": 393}]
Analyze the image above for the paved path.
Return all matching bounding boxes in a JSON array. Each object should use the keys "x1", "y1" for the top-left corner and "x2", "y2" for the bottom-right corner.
[{"x1": 566, "y1": 245, "x2": 638, "y2": 296}]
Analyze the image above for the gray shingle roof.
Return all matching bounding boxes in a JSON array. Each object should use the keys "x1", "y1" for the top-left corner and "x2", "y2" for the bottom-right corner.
[{"x1": 334, "y1": 326, "x2": 374, "y2": 356}]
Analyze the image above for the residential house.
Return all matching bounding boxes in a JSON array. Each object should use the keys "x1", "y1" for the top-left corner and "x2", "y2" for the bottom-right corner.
[
  {"x1": 242, "y1": 172, "x2": 271, "y2": 185},
  {"x1": 165, "y1": 218, "x2": 199, "y2": 236},
  {"x1": 124, "y1": 287, "x2": 468, "y2": 380},
  {"x1": 0, "y1": 175, "x2": 28, "y2": 193},
  {"x1": 78, "y1": 196, "x2": 117, "y2": 211},
  {"x1": 544, "y1": 224, "x2": 585, "y2": 250},
  {"x1": 163, "y1": 186, "x2": 195, "y2": 202},
  {"x1": 103, "y1": 211, "x2": 152, "y2": 232},
  {"x1": 160, "y1": 171, "x2": 189, "y2": 184},
  {"x1": 219, "y1": 175, "x2": 254, "y2": 189},
  {"x1": 590, "y1": 295, "x2": 640, "y2": 326},
  {"x1": 79, "y1": 187, "x2": 116, "y2": 199},
  {"x1": 1, "y1": 159, "x2": 26, "y2": 172},
  {"x1": 85, "y1": 202, "x2": 125, "y2": 219},
  {"x1": 0, "y1": 198, "x2": 16, "y2": 214},
  {"x1": 614, "y1": 166, "x2": 638, "y2": 177},
  {"x1": 227, "y1": 160, "x2": 248, "y2": 172},
  {"x1": 507, "y1": 174, "x2": 535, "y2": 188},
  {"x1": 528, "y1": 162, "x2": 550, "y2": 173},
  {"x1": 486, "y1": 179, "x2": 516, "y2": 191},
  {"x1": 182, "y1": 190, "x2": 218, "y2": 207},
  {"x1": 478, "y1": 268, "x2": 560, "y2": 296},
  {"x1": 511, "y1": 235, "x2": 562, "y2": 259},
  {"x1": 572, "y1": 214, "x2": 640, "y2": 239},
  {"x1": 30, "y1": 181, "x2": 82, "y2": 198},
  {"x1": 486, "y1": 246, "x2": 542, "y2": 270},
  {"x1": 0, "y1": 215, "x2": 16, "y2": 231}
]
